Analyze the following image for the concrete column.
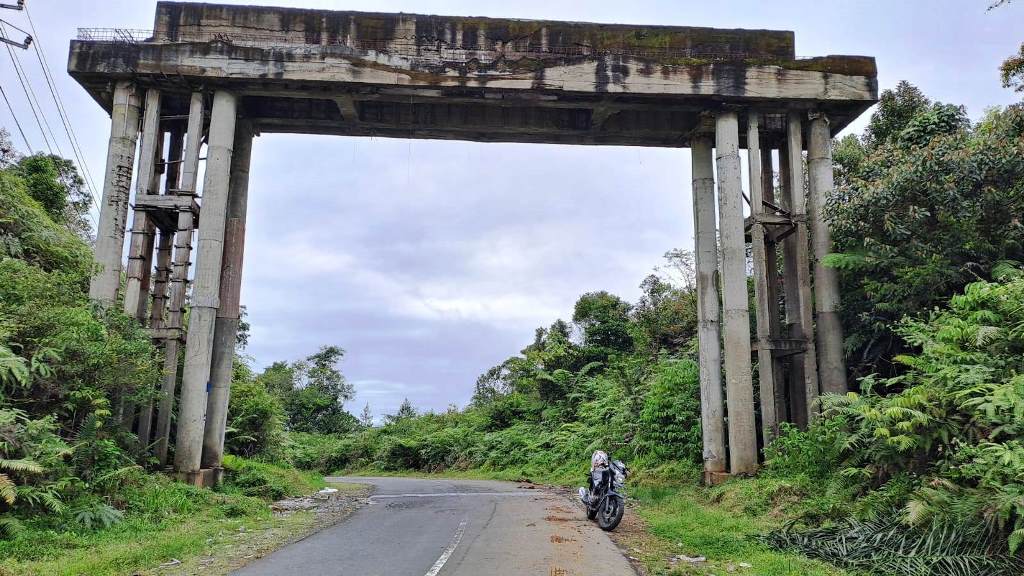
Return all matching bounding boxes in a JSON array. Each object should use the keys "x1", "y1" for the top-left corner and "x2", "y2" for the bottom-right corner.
[
  {"x1": 89, "y1": 81, "x2": 141, "y2": 306},
  {"x1": 715, "y1": 111, "x2": 757, "y2": 475},
  {"x1": 746, "y1": 112, "x2": 779, "y2": 444},
  {"x1": 778, "y1": 145, "x2": 807, "y2": 428},
  {"x1": 155, "y1": 93, "x2": 205, "y2": 466},
  {"x1": 761, "y1": 142, "x2": 788, "y2": 424},
  {"x1": 691, "y1": 135, "x2": 726, "y2": 481},
  {"x1": 785, "y1": 112, "x2": 821, "y2": 423},
  {"x1": 136, "y1": 228, "x2": 172, "y2": 448},
  {"x1": 202, "y1": 121, "x2": 253, "y2": 470},
  {"x1": 175, "y1": 90, "x2": 237, "y2": 475},
  {"x1": 123, "y1": 89, "x2": 162, "y2": 320},
  {"x1": 808, "y1": 113, "x2": 848, "y2": 396}
]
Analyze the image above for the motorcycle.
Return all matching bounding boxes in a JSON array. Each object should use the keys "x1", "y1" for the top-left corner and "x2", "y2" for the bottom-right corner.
[{"x1": 578, "y1": 450, "x2": 628, "y2": 531}]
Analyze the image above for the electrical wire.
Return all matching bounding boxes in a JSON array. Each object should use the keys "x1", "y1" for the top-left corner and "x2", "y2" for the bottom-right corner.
[
  {"x1": 0, "y1": 82, "x2": 31, "y2": 153},
  {"x1": 1, "y1": 23, "x2": 55, "y2": 155},
  {"x1": 23, "y1": 3, "x2": 102, "y2": 222}
]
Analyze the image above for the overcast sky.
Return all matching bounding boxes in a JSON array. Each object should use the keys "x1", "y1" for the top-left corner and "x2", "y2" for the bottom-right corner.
[{"x1": 1, "y1": 1, "x2": 1020, "y2": 420}]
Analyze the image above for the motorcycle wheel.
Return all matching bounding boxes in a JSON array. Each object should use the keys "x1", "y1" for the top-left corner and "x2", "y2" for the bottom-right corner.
[{"x1": 597, "y1": 495, "x2": 624, "y2": 531}]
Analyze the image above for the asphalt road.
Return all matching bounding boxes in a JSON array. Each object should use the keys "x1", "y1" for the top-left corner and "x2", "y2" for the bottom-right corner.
[{"x1": 232, "y1": 476, "x2": 637, "y2": 576}]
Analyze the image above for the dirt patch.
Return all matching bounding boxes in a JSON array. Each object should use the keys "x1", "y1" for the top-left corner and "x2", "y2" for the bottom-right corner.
[
  {"x1": 550, "y1": 534, "x2": 576, "y2": 543},
  {"x1": 144, "y1": 483, "x2": 373, "y2": 576}
]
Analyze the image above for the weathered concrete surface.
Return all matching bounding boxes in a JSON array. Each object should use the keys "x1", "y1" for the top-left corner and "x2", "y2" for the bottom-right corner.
[
  {"x1": 785, "y1": 112, "x2": 821, "y2": 423},
  {"x1": 691, "y1": 134, "x2": 725, "y2": 479},
  {"x1": 808, "y1": 114, "x2": 848, "y2": 396},
  {"x1": 202, "y1": 122, "x2": 253, "y2": 470},
  {"x1": 155, "y1": 92, "x2": 204, "y2": 467},
  {"x1": 88, "y1": 81, "x2": 140, "y2": 306},
  {"x1": 747, "y1": 113, "x2": 778, "y2": 444},
  {"x1": 69, "y1": 2, "x2": 876, "y2": 148},
  {"x1": 232, "y1": 477, "x2": 636, "y2": 576},
  {"x1": 715, "y1": 112, "x2": 757, "y2": 475},
  {"x1": 174, "y1": 90, "x2": 236, "y2": 474}
]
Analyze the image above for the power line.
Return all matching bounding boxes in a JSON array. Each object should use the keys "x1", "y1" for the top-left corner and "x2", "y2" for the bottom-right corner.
[
  {"x1": 22, "y1": 3, "x2": 102, "y2": 221},
  {"x1": 1, "y1": 23, "x2": 54, "y2": 155},
  {"x1": 0, "y1": 81, "x2": 31, "y2": 152}
]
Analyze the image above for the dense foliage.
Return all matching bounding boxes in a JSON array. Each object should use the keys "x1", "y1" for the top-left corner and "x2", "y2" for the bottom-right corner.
[
  {"x1": 0, "y1": 141, "x2": 323, "y2": 575},
  {"x1": 0, "y1": 156, "x2": 165, "y2": 539},
  {"x1": 829, "y1": 83, "x2": 1024, "y2": 378}
]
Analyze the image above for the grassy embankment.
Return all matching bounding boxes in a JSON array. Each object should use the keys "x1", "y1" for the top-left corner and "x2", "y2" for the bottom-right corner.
[{"x1": 0, "y1": 457, "x2": 331, "y2": 576}]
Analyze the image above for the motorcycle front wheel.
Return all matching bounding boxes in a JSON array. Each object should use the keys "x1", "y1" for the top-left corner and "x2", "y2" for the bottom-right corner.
[{"x1": 597, "y1": 495, "x2": 624, "y2": 531}]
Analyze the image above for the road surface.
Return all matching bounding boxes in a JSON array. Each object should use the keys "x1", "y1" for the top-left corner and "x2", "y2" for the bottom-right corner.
[{"x1": 232, "y1": 476, "x2": 636, "y2": 576}]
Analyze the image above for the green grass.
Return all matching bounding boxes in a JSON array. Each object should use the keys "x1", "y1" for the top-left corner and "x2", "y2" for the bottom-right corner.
[
  {"x1": 0, "y1": 458, "x2": 325, "y2": 576},
  {"x1": 632, "y1": 483, "x2": 847, "y2": 576}
]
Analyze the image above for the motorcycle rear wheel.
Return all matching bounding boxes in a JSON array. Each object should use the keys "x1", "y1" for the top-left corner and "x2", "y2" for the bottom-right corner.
[{"x1": 597, "y1": 495, "x2": 624, "y2": 531}]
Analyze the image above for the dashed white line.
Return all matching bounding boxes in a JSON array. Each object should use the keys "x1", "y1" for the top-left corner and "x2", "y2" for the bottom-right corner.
[
  {"x1": 370, "y1": 491, "x2": 540, "y2": 500},
  {"x1": 424, "y1": 518, "x2": 467, "y2": 576}
]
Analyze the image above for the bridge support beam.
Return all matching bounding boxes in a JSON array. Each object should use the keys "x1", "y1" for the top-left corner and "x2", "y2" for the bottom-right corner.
[
  {"x1": 175, "y1": 90, "x2": 237, "y2": 479},
  {"x1": 202, "y1": 120, "x2": 253, "y2": 471},
  {"x1": 691, "y1": 133, "x2": 726, "y2": 484},
  {"x1": 155, "y1": 92, "x2": 204, "y2": 466},
  {"x1": 90, "y1": 81, "x2": 141, "y2": 306},
  {"x1": 715, "y1": 111, "x2": 758, "y2": 476},
  {"x1": 808, "y1": 113, "x2": 848, "y2": 396},
  {"x1": 785, "y1": 112, "x2": 821, "y2": 424},
  {"x1": 747, "y1": 112, "x2": 779, "y2": 445}
]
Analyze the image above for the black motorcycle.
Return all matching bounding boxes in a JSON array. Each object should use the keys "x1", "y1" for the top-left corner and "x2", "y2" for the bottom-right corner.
[{"x1": 578, "y1": 457, "x2": 628, "y2": 531}]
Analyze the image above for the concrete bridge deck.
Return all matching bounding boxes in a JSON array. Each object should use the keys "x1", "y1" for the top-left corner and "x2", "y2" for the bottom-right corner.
[{"x1": 68, "y1": 1, "x2": 876, "y2": 147}]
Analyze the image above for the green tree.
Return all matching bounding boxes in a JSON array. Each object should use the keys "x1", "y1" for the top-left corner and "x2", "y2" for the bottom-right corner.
[
  {"x1": 572, "y1": 291, "x2": 633, "y2": 361},
  {"x1": 1001, "y1": 43, "x2": 1024, "y2": 92},
  {"x1": 13, "y1": 155, "x2": 91, "y2": 241},
  {"x1": 386, "y1": 398, "x2": 417, "y2": 423},
  {"x1": 261, "y1": 346, "x2": 357, "y2": 434},
  {"x1": 827, "y1": 86, "x2": 1024, "y2": 377}
]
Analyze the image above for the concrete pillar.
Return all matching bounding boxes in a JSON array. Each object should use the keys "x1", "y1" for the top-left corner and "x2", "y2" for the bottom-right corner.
[
  {"x1": 136, "y1": 228, "x2": 172, "y2": 448},
  {"x1": 691, "y1": 134, "x2": 726, "y2": 481},
  {"x1": 175, "y1": 90, "x2": 237, "y2": 475},
  {"x1": 807, "y1": 113, "x2": 848, "y2": 396},
  {"x1": 155, "y1": 93, "x2": 205, "y2": 466},
  {"x1": 715, "y1": 111, "x2": 757, "y2": 475},
  {"x1": 785, "y1": 112, "x2": 821, "y2": 423},
  {"x1": 89, "y1": 81, "x2": 141, "y2": 306},
  {"x1": 746, "y1": 112, "x2": 778, "y2": 444},
  {"x1": 123, "y1": 89, "x2": 162, "y2": 320},
  {"x1": 778, "y1": 144, "x2": 807, "y2": 428},
  {"x1": 761, "y1": 142, "x2": 788, "y2": 424},
  {"x1": 202, "y1": 121, "x2": 253, "y2": 470}
]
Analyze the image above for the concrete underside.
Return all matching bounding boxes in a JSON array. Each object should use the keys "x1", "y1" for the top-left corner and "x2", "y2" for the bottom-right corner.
[{"x1": 68, "y1": 1, "x2": 877, "y2": 147}]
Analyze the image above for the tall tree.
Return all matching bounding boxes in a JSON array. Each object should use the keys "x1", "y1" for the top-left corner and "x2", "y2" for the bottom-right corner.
[{"x1": 826, "y1": 84, "x2": 1024, "y2": 377}]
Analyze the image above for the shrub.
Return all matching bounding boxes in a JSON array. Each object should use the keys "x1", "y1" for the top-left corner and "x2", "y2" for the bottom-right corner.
[
  {"x1": 636, "y1": 359, "x2": 702, "y2": 462},
  {"x1": 283, "y1": 432, "x2": 354, "y2": 473},
  {"x1": 226, "y1": 370, "x2": 285, "y2": 459}
]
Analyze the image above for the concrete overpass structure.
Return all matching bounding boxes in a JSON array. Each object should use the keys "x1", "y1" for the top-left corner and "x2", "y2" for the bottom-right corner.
[{"x1": 69, "y1": 1, "x2": 877, "y2": 485}]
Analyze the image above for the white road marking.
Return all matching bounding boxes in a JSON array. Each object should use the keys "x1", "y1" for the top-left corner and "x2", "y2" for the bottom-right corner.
[
  {"x1": 370, "y1": 491, "x2": 541, "y2": 499},
  {"x1": 424, "y1": 518, "x2": 467, "y2": 576}
]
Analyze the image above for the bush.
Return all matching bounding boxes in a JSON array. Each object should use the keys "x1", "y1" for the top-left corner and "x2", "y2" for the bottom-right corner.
[
  {"x1": 373, "y1": 436, "x2": 424, "y2": 471},
  {"x1": 225, "y1": 367, "x2": 285, "y2": 459},
  {"x1": 283, "y1": 432, "x2": 354, "y2": 473},
  {"x1": 636, "y1": 359, "x2": 702, "y2": 462},
  {"x1": 222, "y1": 455, "x2": 322, "y2": 501}
]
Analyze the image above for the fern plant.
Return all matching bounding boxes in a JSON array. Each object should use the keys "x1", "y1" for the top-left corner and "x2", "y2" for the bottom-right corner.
[{"x1": 69, "y1": 499, "x2": 123, "y2": 530}]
